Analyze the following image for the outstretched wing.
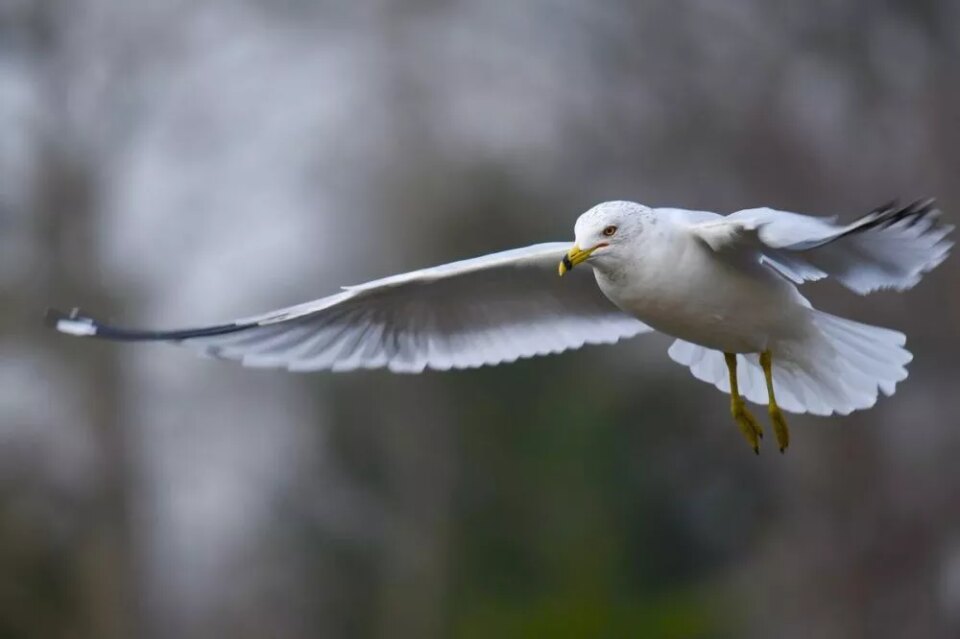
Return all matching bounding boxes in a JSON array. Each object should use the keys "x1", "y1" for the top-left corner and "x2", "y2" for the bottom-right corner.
[
  {"x1": 49, "y1": 243, "x2": 652, "y2": 373},
  {"x1": 691, "y1": 199, "x2": 953, "y2": 294}
]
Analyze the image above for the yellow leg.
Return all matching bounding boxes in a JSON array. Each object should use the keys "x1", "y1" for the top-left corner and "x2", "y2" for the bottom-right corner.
[
  {"x1": 724, "y1": 353, "x2": 763, "y2": 454},
  {"x1": 760, "y1": 351, "x2": 790, "y2": 453}
]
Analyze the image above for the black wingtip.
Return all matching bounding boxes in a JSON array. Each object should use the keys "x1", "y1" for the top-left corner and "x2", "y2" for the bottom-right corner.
[
  {"x1": 45, "y1": 306, "x2": 254, "y2": 342},
  {"x1": 836, "y1": 197, "x2": 941, "y2": 240},
  {"x1": 870, "y1": 199, "x2": 900, "y2": 215},
  {"x1": 872, "y1": 198, "x2": 938, "y2": 230}
]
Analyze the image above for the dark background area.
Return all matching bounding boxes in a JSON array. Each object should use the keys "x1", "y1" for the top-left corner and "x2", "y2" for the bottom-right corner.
[{"x1": 1, "y1": 1, "x2": 959, "y2": 637}]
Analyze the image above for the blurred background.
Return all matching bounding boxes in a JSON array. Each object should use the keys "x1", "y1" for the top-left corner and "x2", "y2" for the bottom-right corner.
[{"x1": 2, "y1": 1, "x2": 959, "y2": 637}]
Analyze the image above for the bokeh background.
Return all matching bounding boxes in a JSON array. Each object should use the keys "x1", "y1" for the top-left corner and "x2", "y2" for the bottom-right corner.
[{"x1": 2, "y1": 1, "x2": 959, "y2": 637}]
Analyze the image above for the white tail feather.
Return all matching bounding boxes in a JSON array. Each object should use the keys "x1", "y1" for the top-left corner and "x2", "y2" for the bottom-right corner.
[{"x1": 667, "y1": 311, "x2": 911, "y2": 416}]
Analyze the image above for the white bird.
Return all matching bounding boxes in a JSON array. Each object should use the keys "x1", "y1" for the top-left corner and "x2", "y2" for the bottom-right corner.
[{"x1": 50, "y1": 199, "x2": 952, "y2": 453}]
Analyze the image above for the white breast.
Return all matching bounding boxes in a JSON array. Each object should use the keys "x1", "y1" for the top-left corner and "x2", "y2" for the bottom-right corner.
[{"x1": 593, "y1": 230, "x2": 810, "y2": 353}]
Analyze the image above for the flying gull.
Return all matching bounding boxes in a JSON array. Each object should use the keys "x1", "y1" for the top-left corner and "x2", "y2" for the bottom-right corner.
[{"x1": 49, "y1": 199, "x2": 952, "y2": 453}]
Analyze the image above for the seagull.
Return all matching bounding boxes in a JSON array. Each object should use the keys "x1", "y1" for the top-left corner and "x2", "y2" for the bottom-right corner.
[{"x1": 49, "y1": 199, "x2": 951, "y2": 453}]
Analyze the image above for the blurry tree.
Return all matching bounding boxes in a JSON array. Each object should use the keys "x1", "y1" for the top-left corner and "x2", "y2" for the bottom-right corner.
[
  {"x1": 0, "y1": 1, "x2": 140, "y2": 637},
  {"x1": 0, "y1": 1, "x2": 959, "y2": 639}
]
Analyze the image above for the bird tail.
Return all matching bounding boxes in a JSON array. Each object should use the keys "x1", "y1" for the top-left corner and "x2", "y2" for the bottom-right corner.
[{"x1": 667, "y1": 311, "x2": 912, "y2": 416}]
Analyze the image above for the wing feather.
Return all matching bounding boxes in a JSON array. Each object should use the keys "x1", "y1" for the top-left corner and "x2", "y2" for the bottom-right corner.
[
  {"x1": 690, "y1": 199, "x2": 952, "y2": 294},
  {"x1": 49, "y1": 242, "x2": 652, "y2": 373}
]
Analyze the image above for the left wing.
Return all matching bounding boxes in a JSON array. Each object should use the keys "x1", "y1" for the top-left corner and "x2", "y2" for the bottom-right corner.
[{"x1": 691, "y1": 199, "x2": 953, "y2": 294}]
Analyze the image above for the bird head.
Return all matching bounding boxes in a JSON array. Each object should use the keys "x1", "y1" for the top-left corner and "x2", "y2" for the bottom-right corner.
[{"x1": 559, "y1": 201, "x2": 651, "y2": 276}]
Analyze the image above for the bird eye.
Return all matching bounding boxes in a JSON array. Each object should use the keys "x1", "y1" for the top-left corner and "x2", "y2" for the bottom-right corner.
[{"x1": 602, "y1": 225, "x2": 618, "y2": 237}]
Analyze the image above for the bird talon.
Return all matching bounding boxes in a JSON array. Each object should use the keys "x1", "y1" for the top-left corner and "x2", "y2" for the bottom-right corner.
[
  {"x1": 725, "y1": 352, "x2": 764, "y2": 454},
  {"x1": 731, "y1": 401, "x2": 764, "y2": 454},
  {"x1": 768, "y1": 405, "x2": 790, "y2": 453},
  {"x1": 761, "y1": 351, "x2": 790, "y2": 454}
]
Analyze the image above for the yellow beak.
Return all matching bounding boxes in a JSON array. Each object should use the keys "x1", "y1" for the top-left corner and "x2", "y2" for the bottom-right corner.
[{"x1": 558, "y1": 244, "x2": 597, "y2": 276}]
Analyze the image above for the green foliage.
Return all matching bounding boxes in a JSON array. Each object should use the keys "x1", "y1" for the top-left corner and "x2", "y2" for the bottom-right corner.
[
  {"x1": 455, "y1": 590, "x2": 718, "y2": 639},
  {"x1": 447, "y1": 358, "x2": 732, "y2": 638}
]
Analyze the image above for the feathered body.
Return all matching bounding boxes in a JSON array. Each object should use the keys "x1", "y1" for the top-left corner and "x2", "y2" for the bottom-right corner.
[
  {"x1": 579, "y1": 201, "x2": 946, "y2": 415},
  {"x1": 592, "y1": 208, "x2": 810, "y2": 354}
]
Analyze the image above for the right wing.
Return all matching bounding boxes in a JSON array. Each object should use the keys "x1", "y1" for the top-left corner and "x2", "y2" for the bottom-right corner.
[
  {"x1": 690, "y1": 199, "x2": 952, "y2": 294},
  {"x1": 49, "y1": 243, "x2": 652, "y2": 373}
]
